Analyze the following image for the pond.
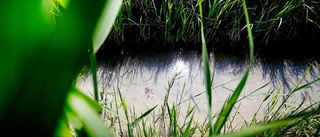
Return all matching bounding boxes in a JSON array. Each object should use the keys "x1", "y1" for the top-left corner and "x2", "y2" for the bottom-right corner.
[{"x1": 76, "y1": 49, "x2": 320, "y2": 128}]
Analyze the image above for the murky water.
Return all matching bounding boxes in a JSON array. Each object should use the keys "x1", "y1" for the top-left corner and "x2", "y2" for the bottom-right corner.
[{"x1": 77, "y1": 50, "x2": 320, "y2": 127}]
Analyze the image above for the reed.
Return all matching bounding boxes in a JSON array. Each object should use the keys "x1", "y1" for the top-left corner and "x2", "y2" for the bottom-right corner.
[{"x1": 103, "y1": 0, "x2": 320, "y2": 51}]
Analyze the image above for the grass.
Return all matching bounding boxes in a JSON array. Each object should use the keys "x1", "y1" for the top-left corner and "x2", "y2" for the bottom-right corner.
[
  {"x1": 102, "y1": 0, "x2": 320, "y2": 50},
  {"x1": 83, "y1": 66, "x2": 319, "y2": 137},
  {"x1": 78, "y1": 0, "x2": 320, "y2": 136},
  {"x1": 1, "y1": 0, "x2": 319, "y2": 136},
  {"x1": 96, "y1": 0, "x2": 318, "y2": 136}
]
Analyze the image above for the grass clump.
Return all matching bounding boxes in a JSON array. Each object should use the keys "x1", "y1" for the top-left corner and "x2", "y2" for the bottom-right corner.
[{"x1": 103, "y1": 0, "x2": 320, "y2": 51}]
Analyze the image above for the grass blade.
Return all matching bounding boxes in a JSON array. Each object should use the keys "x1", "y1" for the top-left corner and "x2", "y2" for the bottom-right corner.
[
  {"x1": 241, "y1": 0, "x2": 254, "y2": 62},
  {"x1": 198, "y1": 0, "x2": 214, "y2": 135},
  {"x1": 131, "y1": 105, "x2": 158, "y2": 127},
  {"x1": 213, "y1": 69, "x2": 249, "y2": 135},
  {"x1": 54, "y1": 114, "x2": 73, "y2": 137},
  {"x1": 66, "y1": 87, "x2": 112, "y2": 137},
  {"x1": 292, "y1": 78, "x2": 320, "y2": 93},
  {"x1": 269, "y1": 85, "x2": 282, "y2": 112},
  {"x1": 57, "y1": 0, "x2": 71, "y2": 9},
  {"x1": 90, "y1": 53, "x2": 99, "y2": 101},
  {"x1": 173, "y1": 103, "x2": 178, "y2": 137},
  {"x1": 93, "y1": 0, "x2": 123, "y2": 53},
  {"x1": 219, "y1": 110, "x2": 316, "y2": 137},
  {"x1": 90, "y1": 0, "x2": 123, "y2": 101},
  {"x1": 182, "y1": 114, "x2": 194, "y2": 137},
  {"x1": 117, "y1": 87, "x2": 132, "y2": 137}
]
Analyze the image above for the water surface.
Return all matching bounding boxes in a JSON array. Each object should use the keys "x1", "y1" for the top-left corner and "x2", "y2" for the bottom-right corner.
[{"x1": 77, "y1": 50, "x2": 320, "y2": 127}]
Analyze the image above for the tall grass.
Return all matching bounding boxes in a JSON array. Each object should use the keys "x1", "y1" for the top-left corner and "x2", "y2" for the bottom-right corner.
[
  {"x1": 104, "y1": 0, "x2": 320, "y2": 49},
  {"x1": 96, "y1": 0, "x2": 319, "y2": 136},
  {"x1": 1, "y1": 0, "x2": 318, "y2": 136},
  {"x1": 85, "y1": 0, "x2": 320, "y2": 137}
]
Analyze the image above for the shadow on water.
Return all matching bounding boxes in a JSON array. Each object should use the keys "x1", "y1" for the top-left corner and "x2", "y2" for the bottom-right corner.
[
  {"x1": 95, "y1": 50, "x2": 184, "y2": 88},
  {"x1": 80, "y1": 49, "x2": 320, "y2": 100},
  {"x1": 258, "y1": 57, "x2": 320, "y2": 102}
]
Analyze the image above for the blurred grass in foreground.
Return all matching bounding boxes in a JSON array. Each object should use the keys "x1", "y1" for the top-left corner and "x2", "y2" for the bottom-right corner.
[{"x1": 0, "y1": 0, "x2": 121, "y2": 136}]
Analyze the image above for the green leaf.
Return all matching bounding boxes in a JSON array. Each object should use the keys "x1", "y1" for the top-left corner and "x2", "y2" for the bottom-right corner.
[
  {"x1": 58, "y1": 0, "x2": 71, "y2": 9},
  {"x1": 131, "y1": 105, "x2": 158, "y2": 127},
  {"x1": 269, "y1": 85, "x2": 282, "y2": 112},
  {"x1": 104, "y1": 107, "x2": 119, "y2": 117},
  {"x1": 67, "y1": 87, "x2": 113, "y2": 137},
  {"x1": 54, "y1": 114, "x2": 74, "y2": 137},
  {"x1": 0, "y1": 0, "x2": 105, "y2": 135},
  {"x1": 218, "y1": 111, "x2": 312, "y2": 137},
  {"x1": 93, "y1": 0, "x2": 123, "y2": 53},
  {"x1": 198, "y1": 0, "x2": 214, "y2": 135},
  {"x1": 173, "y1": 104, "x2": 178, "y2": 137},
  {"x1": 182, "y1": 114, "x2": 194, "y2": 137},
  {"x1": 292, "y1": 78, "x2": 320, "y2": 93},
  {"x1": 214, "y1": 69, "x2": 249, "y2": 135}
]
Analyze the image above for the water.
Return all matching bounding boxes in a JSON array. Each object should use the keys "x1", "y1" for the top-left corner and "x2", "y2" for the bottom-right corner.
[{"x1": 77, "y1": 50, "x2": 320, "y2": 127}]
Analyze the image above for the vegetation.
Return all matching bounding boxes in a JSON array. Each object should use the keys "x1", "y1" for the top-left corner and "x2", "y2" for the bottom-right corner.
[
  {"x1": 0, "y1": 0, "x2": 319, "y2": 137},
  {"x1": 0, "y1": 0, "x2": 121, "y2": 136},
  {"x1": 103, "y1": 0, "x2": 320, "y2": 52},
  {"x1": 96, "y1": 71, "x2": 320, "y2": 137}
]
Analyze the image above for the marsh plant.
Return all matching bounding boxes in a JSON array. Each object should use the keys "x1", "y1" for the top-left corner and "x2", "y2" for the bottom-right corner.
[
  {"x1": 106, "y1": 0, "x2": 320, "y2": 49},
  {"x1": 0, "y1": 0, "x2": 319, "y2": 137}
]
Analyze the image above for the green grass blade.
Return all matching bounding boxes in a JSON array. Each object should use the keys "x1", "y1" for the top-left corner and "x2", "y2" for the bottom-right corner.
[
  {"x1": 241, "y1": 0, "x2": 254, "y2": 62},
  {"x1": 182, "y1": 114, "x2": 194, "y2": 137},
  {"x1": 131, "y1": 105, "x2": 158, "y2": 127},
  {"x1": 90, "y1": 0, "x2": 122, "y2": 101},
  {"x1": 290, "y1": 66, "x2": 311, "y2": 93},
  {"x1": 54, "y1": 114, "x2": 73, "y2": 137},
  {"x1": 118, "y1": 88, "x2": 128, "y2": 116},
  {"x1": 173, "y1": 104, "x2": 178, "y2": 137},
  {"x1": 236, "y1": 82, "x2": 272, "y2": 103},
  {"x1": 263, "y1": 89, "x2": 274, "y2": 102},
  {"x1": 269, "y1": 85, "x2": 282, "y2": 112},
  {"x1": 198, "y1": 0, "x2": 214, "y2": 135},
  {"x1": 213, "y1": 0, "x2": 255, "y2": 135},
  {"x1": 185, "y1": 106, "x2": 196, "y2": 119},
  {"x1": 104, "y1": 107, "x2": 119, "y2": 117},
  {"x1": 167, "y1": 102, "x2": 172, "y2": 125},
  {"x1": 218, "y1": 111, "x2": 315, "y2": 137},
  {"x1": 213, "y1": 69, "x2": 249, "y2": 135},
  {"x1": 292, "y1": 78, "x2": 320, "y2": 93},
  {"x1": 93, "y1": 0, "x2": 123, "y2": 53},
  {"x1": 117, "y1": 87, "x2": 132, "y2": 136},
  {"x1": 66, "y1": 87, "x2": 112, "y2": 137},
  {"x1": 90, "y1": 53, "x2": 99, "y2": 101},
  {"x1": 57, "y1": 0, "x2": 71, "y2": 9},
  {"x1": 113, "y1": 87, "x2": 124, "y2": 136}
]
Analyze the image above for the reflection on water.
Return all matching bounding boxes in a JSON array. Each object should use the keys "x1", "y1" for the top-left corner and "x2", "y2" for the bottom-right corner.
[
  {"x1": 77, "y1": 50, "x2": 320, "y2": 125},
  {"x1": 89, "y1": 50, "x2": 319, "y2": 93}
]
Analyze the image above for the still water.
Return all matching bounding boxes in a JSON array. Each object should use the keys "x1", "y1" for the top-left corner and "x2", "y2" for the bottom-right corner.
[{"x1": 77, "y1": 50, "x2": 320, "y2": 127}]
